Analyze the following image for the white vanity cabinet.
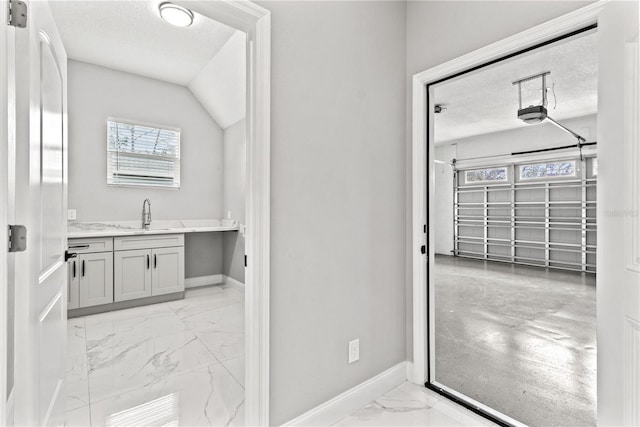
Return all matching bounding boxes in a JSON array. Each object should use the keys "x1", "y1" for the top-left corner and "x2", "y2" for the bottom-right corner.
[
  {"x1": 114, "y1": 249, "x2": 152, "y2": 301},
  {"x1": 67, "y1": 238, "x2": 114, "y2": 309},
  {"x1": 114, "y1": 234, "x2": 185, "y2": 302}
]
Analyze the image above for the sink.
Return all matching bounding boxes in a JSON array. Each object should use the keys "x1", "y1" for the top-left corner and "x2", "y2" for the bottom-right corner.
[{"x1": 142, "y1": 220, "x2": 182, "y2": 231}]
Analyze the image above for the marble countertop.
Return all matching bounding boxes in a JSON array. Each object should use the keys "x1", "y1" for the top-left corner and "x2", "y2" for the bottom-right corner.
[{"x1": 68, "y1": 219, "x2": 239, "y2": 239}]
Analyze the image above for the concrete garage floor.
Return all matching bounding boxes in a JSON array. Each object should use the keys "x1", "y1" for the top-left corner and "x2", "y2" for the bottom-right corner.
[{"x1": 434, "y1": 255, "x2": 596, "y2": 427}]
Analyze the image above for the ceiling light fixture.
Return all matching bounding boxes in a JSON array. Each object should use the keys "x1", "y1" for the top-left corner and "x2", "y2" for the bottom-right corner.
[{"x1": 158, "y1": 2, "x2": 194, "y2": 27}]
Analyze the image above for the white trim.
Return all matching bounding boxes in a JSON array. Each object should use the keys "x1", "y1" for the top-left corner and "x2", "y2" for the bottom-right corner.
[
  {"x1": 454, "y1": 147, "x2": 597, "y2": 171},
  {"x1": 411, "y1": 0, "x2": 606, "y2": 387},
  {"x1": 184, "y1": 274, "x2": 223, "y2": 289},
  {"x1": 283, "y1": 362, "x2": 408, "y2": 427},
  {"x1": 174, "y1": 2, "x2": 271, "y2": 425},
  {"x1": 222, "y1": 274, "x2": 245, "y2": 289},
  {"x1": 0, "y1": 3, "x2": 10, "y2": 423}
]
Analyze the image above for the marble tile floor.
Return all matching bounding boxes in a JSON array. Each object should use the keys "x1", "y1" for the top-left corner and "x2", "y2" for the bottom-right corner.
[
  {"x1": 66, "y1": 283, "x2": 245, "y2": 427},
  {"x1": 336, "y1": 382, "x2": 499, "y2": 427}
]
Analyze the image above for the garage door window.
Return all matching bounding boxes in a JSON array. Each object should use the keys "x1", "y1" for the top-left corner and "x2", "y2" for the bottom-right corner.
[
  {"x1": 464, "y1": 167, "x2": 508, "y2": 184},
  {"x1": 519, "y1": 160, "x2": 576, "y2": 180}
]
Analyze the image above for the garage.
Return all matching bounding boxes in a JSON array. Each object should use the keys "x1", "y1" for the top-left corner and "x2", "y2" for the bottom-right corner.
[{"x1": 429, "y1": 28, "x2": 598, "y2": 426}]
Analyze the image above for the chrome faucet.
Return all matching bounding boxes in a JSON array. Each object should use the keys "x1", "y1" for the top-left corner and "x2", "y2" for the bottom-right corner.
[{"x1": 142, "y1": 198, "x2": 152, "y2": 229}]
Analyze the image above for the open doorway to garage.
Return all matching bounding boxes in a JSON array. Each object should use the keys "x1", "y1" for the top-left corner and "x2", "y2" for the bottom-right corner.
[{"x1": 430, "y1": 28, "x2": 597, "y2": 426}]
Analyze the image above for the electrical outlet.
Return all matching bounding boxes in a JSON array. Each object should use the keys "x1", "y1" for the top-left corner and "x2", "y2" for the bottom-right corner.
[
  {"x1": 67, "y1": 209, "x2": 77, "y2": 220},
  {"x1": 348, "y1": 339, "x2": 359, "y2": 364}
]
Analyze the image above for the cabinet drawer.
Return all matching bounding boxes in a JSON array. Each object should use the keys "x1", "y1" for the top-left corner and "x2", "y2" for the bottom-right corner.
[
  {"x1": 68, "y1": 237, "x2": 113, "y2": 254},
  {"x1": 114, "y1": 234, "x2": 184, "y2": 251}
]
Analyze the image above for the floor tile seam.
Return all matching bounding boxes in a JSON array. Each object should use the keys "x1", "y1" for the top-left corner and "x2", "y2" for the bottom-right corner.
[
  {"x1": 175, "y1": 297, "x2": 245, "y2": 320},
  {"x1": 188, "y1": 326, "x2": 245, "y2": 390},
  {"x1": 217, "y1": 356, "x2": 246, "y2": 391}
]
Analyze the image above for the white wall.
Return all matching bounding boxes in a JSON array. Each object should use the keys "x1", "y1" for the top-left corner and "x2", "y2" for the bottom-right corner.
[
  {"x1": 67, "y1": 60, "x2": 224, "y2": 221},
  {"x1": 257, "y1": 1, "x2": 407, "y2": 424},
  {"x1": 189, "y1": 31, "x2": 246, "y2": 130},
  {"x1": 405, "y1": 0, "x2": 596, "y2": 360},
  {"x1": 222, "y1": 119, "x2": 246, "y2": 283},
  {"x1": 434, "y1": 144, "x2": 456, "y2": 255},
  {"x1": 433, "y1": 115, "x2": 596, "y2": 256}
]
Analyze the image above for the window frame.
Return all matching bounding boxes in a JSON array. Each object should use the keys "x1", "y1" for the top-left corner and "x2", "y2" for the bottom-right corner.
[{"x1": 106, "y1": 117, "x2": 181, "y2": 190}]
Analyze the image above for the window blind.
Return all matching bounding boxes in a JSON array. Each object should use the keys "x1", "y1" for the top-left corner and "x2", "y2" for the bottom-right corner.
[{"x1": 107, "y1": 119, "x2": 181, "y2": 189}]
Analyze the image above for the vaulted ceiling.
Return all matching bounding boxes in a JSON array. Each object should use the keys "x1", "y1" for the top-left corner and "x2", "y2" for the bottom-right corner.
[{"x1": 50, "y1": 0, "x2": 245, "y2": 129}]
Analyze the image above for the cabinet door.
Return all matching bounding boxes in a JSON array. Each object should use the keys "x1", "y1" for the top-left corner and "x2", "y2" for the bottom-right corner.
[
  {"x1": 114, "y1": 249, "x2": 152, "y2": 302},
  {"x1": 151, "y1": 247, "x2": 185, "y2": 296},
  {"x1": 68, "y1": 259, "x2": 79, "y2": 310},
  {"x1": 79, "y1": 252, "x2": 114, "y2": 308}
]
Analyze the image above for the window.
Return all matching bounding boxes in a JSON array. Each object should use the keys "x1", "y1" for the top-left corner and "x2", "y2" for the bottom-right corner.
[
  {"x1": 592, "y1": 158, "x2": 598, "y2": 176},
  {"x1": 107, "y1": 119, "x2": 181, "y2": 189},
  {"x1": 519, "y1": 160, "x2": 576, "y2": 180},
  {"x1": 465, "y1": 167, "x2": 508, "y2": 184}
]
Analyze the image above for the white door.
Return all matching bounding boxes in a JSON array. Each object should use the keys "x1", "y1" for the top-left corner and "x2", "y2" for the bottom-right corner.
[
  {"x1": 12, "y1": 0, "x2": 68, "y2": 425},
  {"x1": 151, "y1": 246, "x2": 185, "y2": 296},
  {"x1": 598, "y1": 1, "x2": 640, "y2": 425},
  {"x1": 622, "y1": 16, "x2": 640, "y2": 427}
]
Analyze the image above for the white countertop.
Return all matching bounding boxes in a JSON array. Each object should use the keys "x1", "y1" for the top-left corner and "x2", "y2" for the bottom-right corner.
[{"x1": 68, "y1": 219, "x2": 239, "y2": 239}]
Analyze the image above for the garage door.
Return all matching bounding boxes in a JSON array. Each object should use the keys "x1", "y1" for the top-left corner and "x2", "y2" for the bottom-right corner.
[{"x1": 455, "y1": 157, "x2": 597, "y2": 273}]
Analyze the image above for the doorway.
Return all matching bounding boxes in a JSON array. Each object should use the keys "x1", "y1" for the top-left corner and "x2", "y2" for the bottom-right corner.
[
  {"x1": 409, "y1": 5, "x2": 612, "y2": 425},
  {"x1": 1, "y1": 1, "x2": 270, "y2": 425}
]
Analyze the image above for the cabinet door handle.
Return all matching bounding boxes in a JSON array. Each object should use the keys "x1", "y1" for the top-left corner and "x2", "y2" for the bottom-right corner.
[
  {"x1": 82, "y1": 260, "x2": 85, "y2": 277},
  {"x1": 154, "y1": 254, "x2": 157, "y2": 269},
  {"x1": 72, "y1": 261, "x2": 76, "y2": 278},
  {"x1": 147, "y1": 254, "x2": 150, "y2": 269}
]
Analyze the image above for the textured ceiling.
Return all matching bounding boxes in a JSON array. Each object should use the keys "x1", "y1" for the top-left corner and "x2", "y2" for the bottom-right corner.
[
  {"x1": 433, "y1": 31, "x2": 597, "y2": 143},
  {"x1": 49, "y1": 0, "x2": 236, "y2": 86}
]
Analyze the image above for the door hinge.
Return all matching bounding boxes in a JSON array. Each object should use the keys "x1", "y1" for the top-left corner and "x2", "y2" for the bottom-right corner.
[
  {"x1": 8, "y1": 225, "x2": 27, "y2": 253},
  {"x1": 244, "y1": 255, "x2": 247, "y2": 267},
  {"x1": 420, "y1": 245, "x2": 426, "y2": 255},
  {"x1": 7, "y1": 0, "x2": 27, "y2": 28}
]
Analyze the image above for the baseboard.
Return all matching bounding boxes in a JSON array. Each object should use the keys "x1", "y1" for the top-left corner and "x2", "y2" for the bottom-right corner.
[
  {"x1": 406, "y1": 361, "x2": 415, "y2": 383},
  {"x1": 222, "y1": 274, "x2": 245, "y2": 288},
  {"x1": 185, "y1": 274, "x2": 223, "y2": 289},
  {"x1": 283, "y1": 361, "x2": 408, "y2": 426}
]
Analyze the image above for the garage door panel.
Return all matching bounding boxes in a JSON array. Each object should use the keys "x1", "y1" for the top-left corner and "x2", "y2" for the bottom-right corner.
[
  {"x1": 455, "y1": 157, "x2": 597, "y2": 273},
  {"x1": 516, "y1": 228, "x2": 545, "y2": 242},
  {"x1": 488, "y1": 227, "x2": 510, "y2": 240},
  {"x1": 488, "y1": 189, "x2": 511, "y2": 203}
]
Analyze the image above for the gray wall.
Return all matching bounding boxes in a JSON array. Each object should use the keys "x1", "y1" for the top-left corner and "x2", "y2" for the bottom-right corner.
[
  {"x1": 68, "y1": 60, "x2": 225, "y2": 279},
  {"x1": 67, "y1": 60, "x2": 224, "y2": 221},
  {"x1": 258, "y1": 2, "x2": 407, "y2": 424},
  {"x1": 404, "y1": 0, "x2": 595, "y2": 362},
  {"x1": 222, "y1": 119, "x2": 246, "y2": 283},
  {"x1": 185, "y1": 233, "x2": 223, "y2": 279}
]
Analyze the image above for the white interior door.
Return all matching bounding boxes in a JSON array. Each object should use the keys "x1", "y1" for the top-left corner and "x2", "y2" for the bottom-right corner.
[
  {"x1": 598, "y1": 1, "x2": 639, "y2": 425},
  {"x1": 623, "y1": 20, "x2": 640, "y2": 427},
  {"x1": 12, "y1": 0, "x2": 68, "y2": 425}
]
